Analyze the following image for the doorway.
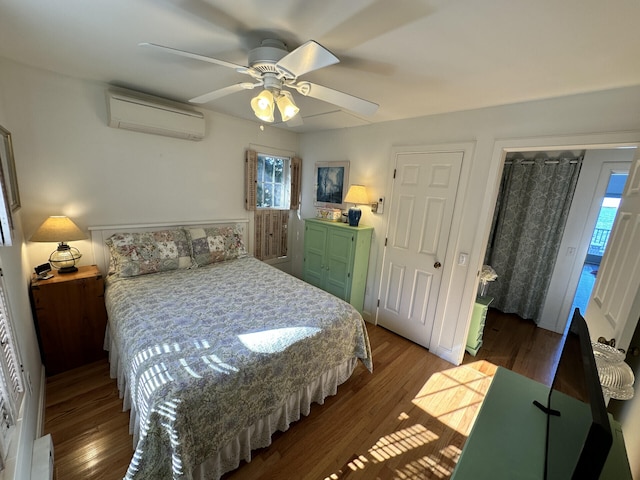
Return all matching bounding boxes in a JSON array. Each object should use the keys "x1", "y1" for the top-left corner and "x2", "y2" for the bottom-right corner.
[{"x1": 570, "y1": 172, "x2": 628, "y2": 320}]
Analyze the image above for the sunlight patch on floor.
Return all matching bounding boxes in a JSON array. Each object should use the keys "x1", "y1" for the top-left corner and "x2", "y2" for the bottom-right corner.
[
  {"x1": 369, "y1": 424, "x2": 439, "y2": 462},
  {"x1": 323, "y1": 361, "x2": 498, "y2": 480},
  {"x1": 412, "y1": 361, "x2": 496, "y2": 434}
]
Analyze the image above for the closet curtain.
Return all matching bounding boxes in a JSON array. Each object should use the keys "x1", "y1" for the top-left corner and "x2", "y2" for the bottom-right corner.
[{"x1": 485, "y1": 155, "x2": 583, "y2": 322}]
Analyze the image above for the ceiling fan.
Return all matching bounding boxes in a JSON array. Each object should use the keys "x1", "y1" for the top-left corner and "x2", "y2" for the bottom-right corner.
[{"x1": 139, "y1": 39, "x2": 379, "y2": 124}]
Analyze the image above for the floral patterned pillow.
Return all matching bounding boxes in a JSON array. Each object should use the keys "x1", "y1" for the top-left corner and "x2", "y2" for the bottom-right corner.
[
  {"x1": 185, "y1": 225, "x2": 247, "y2": 267},
  {"x1": 106, "y1": 229, "x2": 194, "y2": 277}
]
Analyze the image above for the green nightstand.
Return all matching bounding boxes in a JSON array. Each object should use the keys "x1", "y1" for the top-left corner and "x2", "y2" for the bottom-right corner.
[{"x1": 466, "y1": 296, "x2": 493, "y2": 356}]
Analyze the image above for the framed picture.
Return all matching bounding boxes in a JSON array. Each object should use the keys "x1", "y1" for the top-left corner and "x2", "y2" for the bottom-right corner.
[
  {"x1": 0, "y1": 125, "x2": 20, "y2": 212},
  {"x1": 314, "y1": 161, "x2": 350, "y2": 208}
]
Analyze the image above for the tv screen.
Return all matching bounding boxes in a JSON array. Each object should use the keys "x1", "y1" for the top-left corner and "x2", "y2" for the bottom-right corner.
[{"x1": 544, "y1": 308, "x2": 612, "y2": 479}]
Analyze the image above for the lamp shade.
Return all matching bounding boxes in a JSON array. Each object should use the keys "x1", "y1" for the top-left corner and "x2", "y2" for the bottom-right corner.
[
  {"x1": 276, "y1": 91, "x2": 299, "y2": 122},
  {"x1": 250, "y1": 89, "x2": 275, "y2": 122},
  {"x1": 30, "y1": 216, "x2": 86, "y2": 243},
  {"x1": 344, "y1": 185, "x2": 369, "y2": 205},
  {"x1": 31, "y1": 216, "x2": 86, "y2": 273}
]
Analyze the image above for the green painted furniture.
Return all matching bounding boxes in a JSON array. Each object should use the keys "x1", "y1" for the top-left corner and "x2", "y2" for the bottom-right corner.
[
  {"x1": 451, "y1": 367, "x2": 631, "y2": 480},
  {"x1": 303, "y1": 218, "x2": 373, "y2": 313},
  {"x1": 466, "y1": 296, "x2": 493, "y2": 356}
]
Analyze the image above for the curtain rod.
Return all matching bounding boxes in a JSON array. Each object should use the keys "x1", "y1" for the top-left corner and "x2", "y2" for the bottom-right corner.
[{"x1": 505, "y1": 158, "x2": 582, "y2": 165}]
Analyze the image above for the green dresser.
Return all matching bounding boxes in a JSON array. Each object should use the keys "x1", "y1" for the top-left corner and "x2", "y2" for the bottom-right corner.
[
  {"x1": 303, "y1": 218, "x2": 373, "y2": 313},
  {"x1": 466, "y1": 296, "x2": 493, "y2": 356}
]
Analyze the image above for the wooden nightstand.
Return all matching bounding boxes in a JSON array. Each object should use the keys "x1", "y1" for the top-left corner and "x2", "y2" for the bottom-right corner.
[{"x1": 30, "y1": 265, "x2": 108, "y2": 376}]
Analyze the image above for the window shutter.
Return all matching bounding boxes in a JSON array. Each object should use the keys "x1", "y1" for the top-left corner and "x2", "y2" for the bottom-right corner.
[
  {"x1": 290, "y1": 156, "x2": 302, "y2": 210},
  {"x1": 254, "y1": 209, "x2": 289, "y2": 261},
  {"x1": 245, "y1": 149, "x2": 257, "y2": 211},
  {"x1": 0, "y1": 273, "x2": 24, "y2": 464},
  {"x1": 279, "y1": 210, "x2": 289, "y2": 256},
  {"x1": 254, "y1": 209, "x2": 264, "y2": 260}
]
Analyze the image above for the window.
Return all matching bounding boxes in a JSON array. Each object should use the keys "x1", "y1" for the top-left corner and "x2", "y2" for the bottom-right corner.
[
  {"x1": 257, "y1": 154, "x2": 290, "y2": 209},
  {"x1": 0, "y1": 274, "x2": 24, "y2": 469},
  {"x1": 245, "y1": 149, "x2": 301, "y2": 261}
]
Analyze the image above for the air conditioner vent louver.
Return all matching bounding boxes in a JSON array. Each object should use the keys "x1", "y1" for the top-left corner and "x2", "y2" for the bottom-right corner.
[{"x1": 106, "y1": 89, "x2": 205, "y2": 140}]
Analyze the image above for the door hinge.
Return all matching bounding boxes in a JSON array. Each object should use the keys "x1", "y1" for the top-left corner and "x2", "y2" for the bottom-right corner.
[
  {"x1": 393, "y1": 169, "x2": 397, "y2": 179},
  {"x1": 348, "y1": 272, "x2": 351, "y2": 278},
  {"x1": 377, "y1": 299, "x2": 380, "y2": 307},
  {"x1": 384, "y1": 238, "x2": 388, "y2": 246},
  {"x1": 351, "y1": 236, "x2": 354, "y2": 242}
]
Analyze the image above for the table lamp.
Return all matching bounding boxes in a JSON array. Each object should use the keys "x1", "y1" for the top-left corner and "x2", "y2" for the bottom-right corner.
[
  {"x1": 30, "y1": 216, "x2": 86, "y2": 273},
  {"x1": 344, "y1": 184, "x2": 369, "y2": 227}
]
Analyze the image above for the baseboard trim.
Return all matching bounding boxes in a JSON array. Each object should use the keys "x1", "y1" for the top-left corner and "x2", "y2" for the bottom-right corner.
[{"x1": 36, "y1": 366, "x2": 46, "y2": 436}]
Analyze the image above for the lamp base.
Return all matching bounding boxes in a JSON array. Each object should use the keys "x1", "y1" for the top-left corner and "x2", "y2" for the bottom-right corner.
[
  {"x1": 348, "y1": 207, "x2": 362, "y2": 227},
  {"x1": 57, "y1": 266, "x2": 78, "y2": 274},
  {"x1": 49, "y1": 243, "x2": 81, "y2": 273}
]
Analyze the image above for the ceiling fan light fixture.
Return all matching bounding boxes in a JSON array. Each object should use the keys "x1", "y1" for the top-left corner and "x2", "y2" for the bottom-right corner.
[
  {"x1": 276, "y1": 91, "x2": 299, "y2": 122},
  {"x1": 251, "y1": 89, "x2": 275, "y2": 122}
]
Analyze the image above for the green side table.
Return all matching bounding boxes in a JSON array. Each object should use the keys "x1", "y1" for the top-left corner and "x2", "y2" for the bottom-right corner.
[{"x1": 466, "y1": 296, "x2": 493, "y2": 356}]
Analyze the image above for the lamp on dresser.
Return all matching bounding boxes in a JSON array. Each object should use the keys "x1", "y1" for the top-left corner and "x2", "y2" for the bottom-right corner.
[
  {"x1": 343, "y1": 184, "x2": 369, "y2": 227},
  {"x1": 30, "y1": 216, "x2": 86, "y2": 273}
]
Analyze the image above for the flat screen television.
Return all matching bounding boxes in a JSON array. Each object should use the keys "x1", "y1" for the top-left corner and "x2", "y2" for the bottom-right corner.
[{"x1": 538, "y1": 308, "x2": 612, "y2": 479}]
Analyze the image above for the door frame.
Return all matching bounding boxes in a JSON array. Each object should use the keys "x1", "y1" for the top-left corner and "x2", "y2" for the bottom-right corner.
[
  {"x1": 476, "y1": 133, "x2": 640, "y2": 355},
  {"x1": 373, "y1": 142, "x2": 475, "y2": 364}
]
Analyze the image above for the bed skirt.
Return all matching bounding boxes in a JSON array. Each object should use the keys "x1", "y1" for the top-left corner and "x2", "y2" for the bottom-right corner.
[{"x1": 105, "y1": 330, "x2": 358, "y2": 479}]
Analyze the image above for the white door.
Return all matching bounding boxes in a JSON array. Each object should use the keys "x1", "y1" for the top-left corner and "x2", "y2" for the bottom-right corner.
[
  {"x1": 585, "y1": 149, "x2": 640, "y2": 353},
  {"x1": 377, "y1": 150, "x2": 463, "y2": 348}
]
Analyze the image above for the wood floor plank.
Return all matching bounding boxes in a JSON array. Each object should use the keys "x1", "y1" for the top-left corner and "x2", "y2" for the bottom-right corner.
[{"x1": 45, "y1": 310, "x2": 561, "y2": 479}]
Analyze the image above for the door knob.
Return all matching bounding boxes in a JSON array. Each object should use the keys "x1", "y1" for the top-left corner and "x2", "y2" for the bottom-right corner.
[{"x1": 434, "y1": 261, "x2": 442, "y2": 269}]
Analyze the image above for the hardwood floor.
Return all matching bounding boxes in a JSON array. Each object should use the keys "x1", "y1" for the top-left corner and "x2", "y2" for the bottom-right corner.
[{"x1": 44, "y1": 309, "x2": 562, "y2": 479}]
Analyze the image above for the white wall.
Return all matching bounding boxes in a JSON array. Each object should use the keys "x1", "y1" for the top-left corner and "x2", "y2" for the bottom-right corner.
[{"x1": 0, "y1": 59, "x2": 299, "y2": 269}]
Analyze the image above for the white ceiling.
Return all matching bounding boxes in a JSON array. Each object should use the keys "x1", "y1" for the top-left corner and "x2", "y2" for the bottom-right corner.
[{"x1": 1, "y1": 0, "x2": 639, "y2": 133}]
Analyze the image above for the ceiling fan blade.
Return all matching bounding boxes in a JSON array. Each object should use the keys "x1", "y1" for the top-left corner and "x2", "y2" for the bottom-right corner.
[
  {"x1": 276, "y1": 41, "x2": 339, "y2": 79},
  {"x1": 295, "y1": 81, "x2": 378, "y2": 116},
  {"x1": 285, "y1": 114, "x2": 304, "y2": 127},
  {"x1": 189, "y1": 82, "x2": 260, "y2": 104},
  {"x1": 139, "y1": 42, "x2": 247, "y2": 71},
  {"x1": 318, "y1": 0, "x2": 434, "y2": 50}
]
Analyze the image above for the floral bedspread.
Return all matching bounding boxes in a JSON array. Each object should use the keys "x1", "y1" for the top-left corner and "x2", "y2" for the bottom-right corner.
[{"x1": 104, "y1": 256, "x2": 372, "y2": 479}]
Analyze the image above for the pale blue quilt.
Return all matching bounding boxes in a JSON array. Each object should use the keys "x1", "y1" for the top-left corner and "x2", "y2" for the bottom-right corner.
[{"x1": 105, "y1": 256, "x2": 372, "y2": 479}]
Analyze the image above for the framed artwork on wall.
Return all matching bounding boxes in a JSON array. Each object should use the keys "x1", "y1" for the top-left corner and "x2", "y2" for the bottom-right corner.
[
  {"x1": 314, "y1": 161, "x2": 350, "y2": 208},
  {"x1": 0, "y1": 125, "x2": 20, "y2": 212}
]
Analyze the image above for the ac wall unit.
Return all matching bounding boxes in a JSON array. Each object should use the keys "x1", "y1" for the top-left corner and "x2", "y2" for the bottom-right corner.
[{"x1": 106, "y1": 89, "x2": 205, "y2": 141}]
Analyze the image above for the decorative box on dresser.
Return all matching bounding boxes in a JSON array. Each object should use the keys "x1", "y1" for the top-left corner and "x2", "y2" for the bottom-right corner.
[
  {"x1": 303, "y1": 218, "x2": 373, "y2": 314},
  {"x1": 30, "y1": 265, "x2": 108, "y2": 376}
]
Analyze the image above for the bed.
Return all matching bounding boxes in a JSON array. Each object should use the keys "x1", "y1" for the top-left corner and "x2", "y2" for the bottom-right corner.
[{"x1": 89, "y1": 220, "x2": 373, "y2": 479}]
